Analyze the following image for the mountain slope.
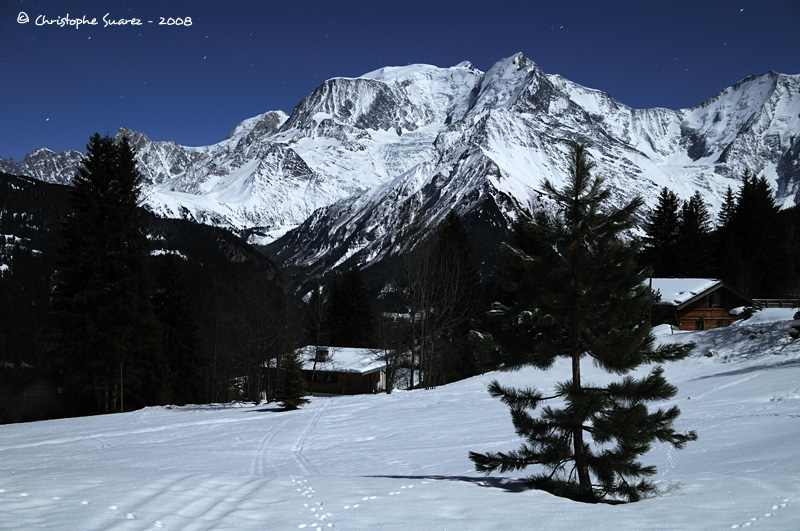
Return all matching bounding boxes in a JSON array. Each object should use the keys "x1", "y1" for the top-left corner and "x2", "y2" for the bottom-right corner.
[
  {"x1": 266, "y1": 54, "x2": 800, "y2": 283},
  {"x1": 2, "y1": 53, "x2": 798, "y2": 268}
]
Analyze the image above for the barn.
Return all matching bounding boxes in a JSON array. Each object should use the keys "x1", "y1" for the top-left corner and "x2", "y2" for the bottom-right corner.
[{"x1": 650, "y1": 278, "x2": 755, "y2": 331}]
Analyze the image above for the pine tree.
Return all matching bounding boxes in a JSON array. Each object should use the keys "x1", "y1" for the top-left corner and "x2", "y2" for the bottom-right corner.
[
  {"x1": 641, "y1": 187, "x2": 681, "y2": 276},
  {"x1": 52, "y1": 133, "x2": 160, "y2": 414},
  {"x1": 276, "y1": 349, "x2": 309, "y2": 410},
  {"x1": 469, "y1": 144, "x2": 697, "y2": 503}
]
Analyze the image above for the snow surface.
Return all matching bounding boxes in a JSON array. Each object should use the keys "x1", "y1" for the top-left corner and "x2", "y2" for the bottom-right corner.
[
  {"x1": 650, "y1": 278, "x2": 722, "y2": 307},
  {"x1": 2, "y1": 310, "x2": 800, "y2": 529},
  {"x1": 297, "y1": 346, "x2": 386, "y2": 375}
]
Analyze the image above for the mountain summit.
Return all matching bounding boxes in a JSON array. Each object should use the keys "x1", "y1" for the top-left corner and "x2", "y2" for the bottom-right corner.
[{"x1": 2, "y1": 53, "x2": 798, "y2": 276}]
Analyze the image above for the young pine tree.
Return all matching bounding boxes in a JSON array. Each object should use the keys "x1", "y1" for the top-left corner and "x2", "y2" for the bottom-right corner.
[
  {"x1": 276, "y1": 349, "x2": 309, "y2": 410},
  {"x1": 469, "y1": 144, "x2": 697, "y2": 503}
]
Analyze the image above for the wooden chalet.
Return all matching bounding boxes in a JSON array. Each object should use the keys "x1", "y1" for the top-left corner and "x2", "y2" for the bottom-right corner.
[
  {"x1": 650, "y1": 278, "x2": 755, "y2": 331},
  {"x1": 20, "y1": 376, "x2": 66, "y2": 422},
  {"x1": 298, "y1": 346, "x2": 387, "y2": 396}
]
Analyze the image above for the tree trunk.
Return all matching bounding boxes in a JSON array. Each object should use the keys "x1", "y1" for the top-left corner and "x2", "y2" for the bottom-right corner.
[{"x1": 571, "y1": 348, "x2": 592, "y2": 500}]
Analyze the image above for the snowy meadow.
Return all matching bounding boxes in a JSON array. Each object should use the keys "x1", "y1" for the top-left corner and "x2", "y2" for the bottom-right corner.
[{"x1": 2, "y1": 309, "x2": 799, "y2": 530}]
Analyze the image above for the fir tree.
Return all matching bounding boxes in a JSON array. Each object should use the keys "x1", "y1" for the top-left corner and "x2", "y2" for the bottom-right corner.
[
  {"x1": 717, "y1": 186, "x2": 737, "y2": 228},
  {"x1": 715, "y1": 170, "x2": 785, "y2": 296},
  {"x1": 676, "y1": 191, "x2": 713, "y2": 276},
  {"x1": 469, "y1": 144, "x2": 697, "y2": 503},
  {"x1": 641, "y1": 187, "x2": 681, "y2": 276},
  {"x1": 51, "y1": 133, "x2": 160, "y2": 414},
  {"x1": 276, "y1": 349, "x2": 309, "y2": 410}
]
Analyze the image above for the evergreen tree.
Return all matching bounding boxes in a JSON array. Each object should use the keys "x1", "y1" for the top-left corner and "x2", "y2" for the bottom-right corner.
[
  {"x1": 469, "y1": 144, "x2": 697, "y2": 503},
  {"x1": 676, "y1": 191, "x2": 713, "y2": 276},
  {"x1": 431, "y1": 211, "x2": 479, "y2": 383},
  {"x1": 304, "y1": 280, "x2": 327, "y2": 347},
  {"x1": 327, "y1": 266, "x2": 374, "y2": 347},
  {"x1": 641, "y1": 187, "x2": 681, "y2": 276},
  {"x1": 51, "y1": 133, "x2": 160, "y2": 414},
  {"x1": 717, "y1": 186, "x2": 737, "y2": 228},
  {"x1": 715, "y1": 170, "x2": 785, "y2": 296},
  {"x1": 276, "y1": 349, "x2": 309, "y2": 410},
  {"x1": 154, "y1": 255, "x2": 203, "y2": 406}
]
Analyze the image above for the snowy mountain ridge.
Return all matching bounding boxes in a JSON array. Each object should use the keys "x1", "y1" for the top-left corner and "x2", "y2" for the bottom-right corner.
[{"x1": 1, "y1": 53, "x2": 798, "y2": 268}]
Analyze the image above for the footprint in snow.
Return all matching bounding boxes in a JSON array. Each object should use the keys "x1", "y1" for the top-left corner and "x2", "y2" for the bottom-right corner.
[{"x1": 731, "y1": 498, "x2": 790, "y2": 528}]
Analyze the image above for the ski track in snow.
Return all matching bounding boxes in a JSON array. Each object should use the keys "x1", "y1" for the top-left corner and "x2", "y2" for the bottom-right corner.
[
  {"x1": 251, "y1": 417, "x2": 293, "y2": 477},
  {"x1": 292, "y1": 398, "x2": 332, "y2": 476}
]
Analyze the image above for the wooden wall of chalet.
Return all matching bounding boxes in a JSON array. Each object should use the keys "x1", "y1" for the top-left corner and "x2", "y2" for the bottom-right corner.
[
  {"x1": 654, "y1": 287, "x2": 751, "y2": 331},
  {"x1": 20, "y1": 377, "x2": 66, "y2": 422},
  {"x1": 305, "y1": 371, "x2": 383, "y2": 395},
  {"x1": 676, "y1": 301, "x2": 736, "y2": 331},
  {"x1": 675, "y1": 289, "x2": 748, "y2": 331}
]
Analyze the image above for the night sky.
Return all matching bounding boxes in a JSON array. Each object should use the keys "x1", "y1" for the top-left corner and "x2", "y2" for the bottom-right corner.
[{"x1": 1, "y1": 0, "x2": 798, "y2": 162}]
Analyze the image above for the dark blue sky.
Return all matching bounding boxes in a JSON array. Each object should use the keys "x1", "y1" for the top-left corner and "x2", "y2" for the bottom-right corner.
[{"x1": 2, "y1": 0, "x2": 798, "y2": 161}]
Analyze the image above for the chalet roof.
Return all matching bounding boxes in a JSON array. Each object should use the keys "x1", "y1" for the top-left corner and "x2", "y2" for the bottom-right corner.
[
  {"x1": 297, "y1": 346, "x2": 387, "y2": 375},
  {"x1": 649, "y1": 277, "x2": 755, "y2": 311},
  {"x1": 650, "y1": 278, "x2": 722, "y2": 309}
]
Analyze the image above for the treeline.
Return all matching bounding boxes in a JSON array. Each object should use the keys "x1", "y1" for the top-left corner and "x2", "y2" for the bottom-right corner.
[
  {"x1": 0, "y1": 135, "x2": 491, "y2": 423},
  {"x1": 6, "y1": 132, "x2": 797, "y2": 424},
  {"x1": 640, "y1": 170, "x2": 800, "y2": 298},
  {"x1": 0, "y1": 137, "x2": 302, "y2": 422}
]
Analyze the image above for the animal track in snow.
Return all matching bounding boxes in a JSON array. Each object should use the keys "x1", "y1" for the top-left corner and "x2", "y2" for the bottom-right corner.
[
  {"x1": 730, "y1": 498, "x2": 790, "y2": 528},
  {"x1": 292, "y1": 476, "x2": 334, "y2": 529}
]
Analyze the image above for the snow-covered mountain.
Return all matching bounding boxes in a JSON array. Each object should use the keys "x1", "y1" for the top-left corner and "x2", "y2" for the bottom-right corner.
[{"x1": 2, "y1": 53, "x2": 798, "y2": 273}]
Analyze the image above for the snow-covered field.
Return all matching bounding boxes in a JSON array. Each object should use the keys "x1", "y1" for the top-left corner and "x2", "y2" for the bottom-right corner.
[{"x1": 2, "y1": 310, "x2": 800, "y2": 530}]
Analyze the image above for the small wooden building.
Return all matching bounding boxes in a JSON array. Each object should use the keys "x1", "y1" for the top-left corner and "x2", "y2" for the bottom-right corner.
[
  {"x1": 650, "y1": 278, "x2": 755, "y2": 331},
  {"x1": 20, "y1": 377, "x2": 66, "y2": 422},
  {"x1": 298, "y1": 346, "x2": 386, "y2": 396}
]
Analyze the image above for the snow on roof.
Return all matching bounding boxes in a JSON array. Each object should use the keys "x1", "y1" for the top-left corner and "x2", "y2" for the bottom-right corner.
[
  {"x1": 297, "y1": 346, "x2": 386, "y2": 375},
  {"x1": 650, "y1": 278, "x2": 722, "y2": 307}
]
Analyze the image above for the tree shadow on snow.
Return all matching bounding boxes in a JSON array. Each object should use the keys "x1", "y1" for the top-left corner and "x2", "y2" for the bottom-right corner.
[
  {"x1": 250, "y1": 406, "x2": 287, "y2": 413},
  {"x1": 363, "y1": 475, "x2": 528, "y2": 493},
  {"x1": 691, "y1": 357, "x2": 800, "y2": 380}
]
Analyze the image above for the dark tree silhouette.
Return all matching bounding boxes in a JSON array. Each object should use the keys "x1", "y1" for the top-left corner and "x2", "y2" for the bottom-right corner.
[{"x1": 52, "y1": 134, "x2": 160, "y2": 414}]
